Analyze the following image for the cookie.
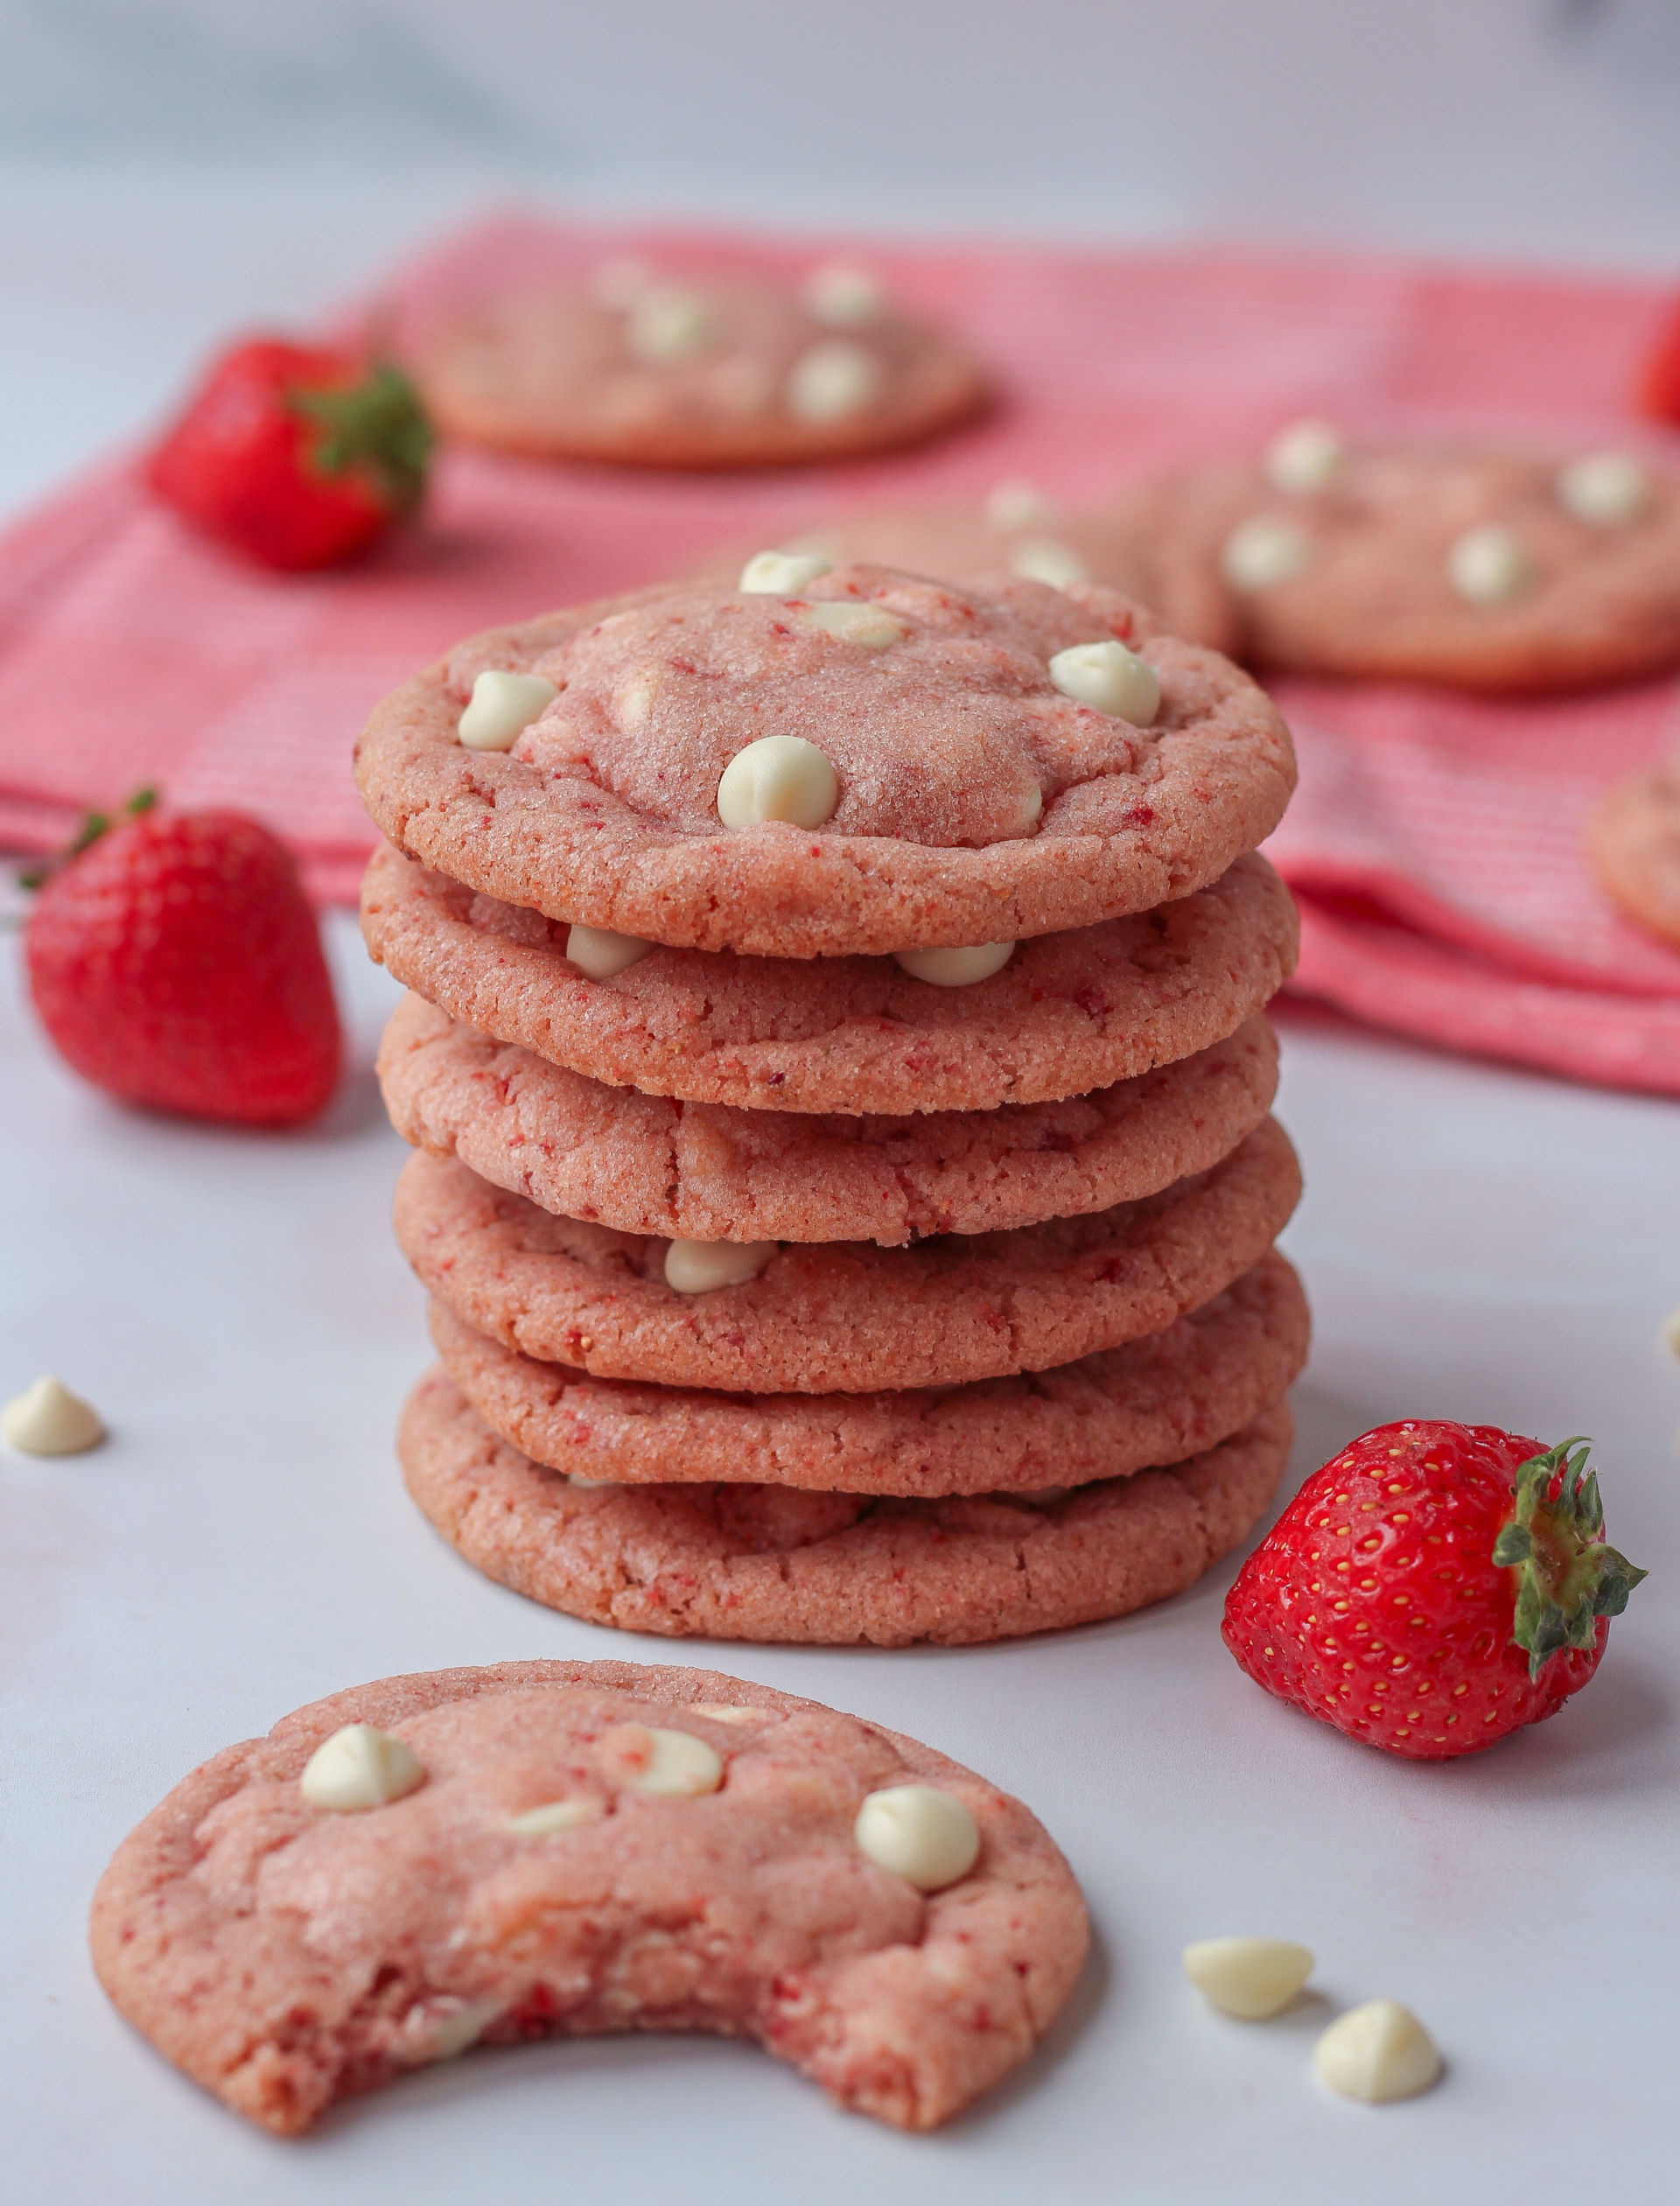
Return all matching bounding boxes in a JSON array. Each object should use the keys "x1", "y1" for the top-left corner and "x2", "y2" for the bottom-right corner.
[
  {"x1": 395, "y1": 1116, "x2": 1301, "y2": 1393},
  {"x1": 89, "y1": 1659, "x2": 1087, "y2": 2134},
  {"x1": 361, "y1": 841, "x2": 1298, "y2": 1114},
  {"x1": 378, "y1": 992, "x2": 1280, "y2": 1244},
  {"x1": 401, "y1": 1372, "x2": 1294, "y2": 1644},
  {"x1": 1587, "y1": 753, "x2": 1680, "y2": 949},
  {"x1": 353, "y1": 569, "x2": 1296, "y2": 957},
  {"x1": 406, "y1": 265, "x2": 988, "y2": 470},
  {"x1": 1139, "y1": 438, "x2": 1680, "y2": 690},
  {"x1": 425, "y1": 1250, "x2": 1308, "y2": 1496}
]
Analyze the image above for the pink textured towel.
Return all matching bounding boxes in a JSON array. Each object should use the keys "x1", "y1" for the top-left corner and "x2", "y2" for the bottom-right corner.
[{"x1": 1, "y1": 213, "x2": 1677, "y2": 1090}]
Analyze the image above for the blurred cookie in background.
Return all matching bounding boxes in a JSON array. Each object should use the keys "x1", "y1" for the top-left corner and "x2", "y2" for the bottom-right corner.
[
  {"x1": 406, "y1": 256, "x2": 989, "y2": 470},
  {"x1": 1589, "y1": 752, "x2": 1680, "y2": 949}
]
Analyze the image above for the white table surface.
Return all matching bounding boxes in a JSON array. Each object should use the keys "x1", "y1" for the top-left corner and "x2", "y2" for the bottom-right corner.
[{"x1": 3, "y1": 156, "x2": 1678, "y2": 2204}]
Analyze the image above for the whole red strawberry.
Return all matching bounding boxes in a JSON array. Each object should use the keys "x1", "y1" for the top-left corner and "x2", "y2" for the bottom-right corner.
[
  {"x1": 24, "y1": 802, "x2": 340, "y2": 1126},
  {"x1": 1640, "y1": 296, "x2": 1680, "y2": 428},
  {"x1": 1222, "y1": 1422, "x2": 1646, "y2": 1760},
  {"x1": 148, "y1": 338, "x2": 431, "y2": 571}
]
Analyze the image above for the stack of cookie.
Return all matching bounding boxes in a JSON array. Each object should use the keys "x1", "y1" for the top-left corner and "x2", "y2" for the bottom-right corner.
[{"x1": 354, "y1": 557, "x2": 1308, "y2": 1646}]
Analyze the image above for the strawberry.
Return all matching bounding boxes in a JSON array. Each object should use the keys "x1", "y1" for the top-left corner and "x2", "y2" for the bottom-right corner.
[
  {"x1": 1639, "y1": 296, "x2": 1680, "y2": 428},
  {"x1": 1222, "y1": 1422, "x2": 1646, "y2": 1760},
  {"x1": 24, "y1": 801, "x2": 341, "y2": 1127},
  {"x1": 148, "y1": 338, "x2": 432, "y2": 571}
]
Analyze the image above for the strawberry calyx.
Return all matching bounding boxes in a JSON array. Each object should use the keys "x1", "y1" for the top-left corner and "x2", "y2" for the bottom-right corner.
[
  {"x1": 1491, "y1": 1438, "x2": 1648, "y2": 1681},
  {"x1": 288, "y1": 363, "x2": 432, "y2": 516},
  {"x1": 17, "y1": 787, "x2": 156, "y2": 891}
]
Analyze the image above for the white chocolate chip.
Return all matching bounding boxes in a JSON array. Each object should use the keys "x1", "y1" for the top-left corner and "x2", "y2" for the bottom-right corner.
[
  {"x1": 1314, "y1": 1999, "x2": 1442, "y2": 2103},
  {"x1": 424, "y1": 1999, "x2": 503, "y2": 2061},
  {"x1": 854, "y1": 1784, "x2": 980, "y2": 1892},
  {"x1": 1264, "y1": 418, "x2": 1347, "y2": 494},
  {"x1": 2, "y1": 1375, "x2": 104, "y2": 1456},
  {"x1": 1016, "y1": 781, "x2": 1045, "y2": 830},
  {"x1": 503, "y1": 1797, "x2": 600, "y2": 1837},
  {"x1": 299, "y1": 1724, "x2": 425, "y2": 1812},
  {"x1": 612, "y1": 1725, "x2": 724, "y2": 1797},
  {"x1": 1010, "y1": 537, "x2": 1089, "y2": 588},
  {"x1": 986, "y1": 478, "x2": 1054, "y2": 533},
  {"x1": 739, "y1": 549, "x2": 833, "y2": 594},
  {"x1": 893, "y1": 942, "x2": 1016, "y2": 986},
  {"x1": 625, "y1": 284, "x2": 717, "y2": 365},
  {"x1": 717, "y1": 734, "x2": 840, "y2": 830},
  {"x1": 796, "y1": 600, "x2": 906, "y2": 648},
  {"x1": 803, "y1": 260, "x2": 886, "y2": 328},
  {"x1": 663, "y1": 1238, "x2": 777, "y2": 1293},
  {"x1": 565, "y1": 923, "x2": 654, "y2": 980},
  {"x1": 1447, "y1": 523, "x2": 1533, "y2": 606},
  {"x1": 1182, "y1": 1936, "x2": 1315, "y2": 2020},
  {"x1": 1222, "y1": 515, "x2": 1312, "y2": 592},
  {"x1": 688, "y1": 1703, "x2": 766, "y2": 1724},
  {"x1": 1557, "y1": 451, "x2": 1652, "y2": 528},
  {"x1": 458, "y1": 669, "x2": 558, "y2": 752},
  {"x1": 615, "y1": 669, "x2": 660, "y2": 728},
  {"x1": 1662, "y1": 1304, "x2": 1680, "y2": 1357},
  {"x1": 786, "y1": 340, "x2": 885, "y2": 424},
  {"x1": 1047, "y1": 639, "x2": 1160, "y2": 725}
]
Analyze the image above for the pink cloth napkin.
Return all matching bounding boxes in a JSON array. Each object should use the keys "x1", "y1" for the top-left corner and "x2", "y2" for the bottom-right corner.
[{"x1": 2, "y1": 212, "x2": 1677, "y2": 1089}]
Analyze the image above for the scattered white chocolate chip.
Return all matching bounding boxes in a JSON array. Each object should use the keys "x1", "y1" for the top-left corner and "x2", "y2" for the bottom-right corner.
[
  {"x1": 1222, "y1": 515, "x2": 1312, "y2": 592},
  {"x1": 1447, "y1": 523, "x2": 1533, "y2": 606},
  {"x1": 299, "y1": 1724, "x2": 425, "y2": 1812},
  {"x1": 1010, "y1": 537, "x2": 1089, "y2": 588},
  {"x1": 1264, "y1": 418, "x2": 1346, "y2": 494},
  {"x1": 1556, "y1": 451, "x2": 1652, "y2": 528},
  {"x1": 893, "y1": 942, "x2": 1016, "y2": 986},
  {"x1": 617, "y1": 1726, "x2": 724, "y2": 1797},
  {"x1": 1047, "y1": 639, "x2": 1160, "y2": 725},
  {"x1": 565, "y1": 923, "x2": 654, "y2": 980},
  {"x1": 663, "y1": 1238, "x2": 778, "y2": 1293},
  {"x1": 986, "y1": 478, "x2": 1054, "y2": 533},
  {"x1": 854, "y1": 1784, "x2": 981, "y2": 1892},
  {"x1": 457, "y1": 669, "x2": 558, "y2": 752},
  {"x1": 625, "y1": 284, "x2": 717, "y2": 365},
  {"x1": 717, "y1": 734, "x2": 840, "y2": 830},
  {"x1": 803, "y1": 260, "x2": 886, "y2": 328},
  {"x1": 1662, "y1": 1304, "x2": 1680, "y2": 1357},
  {"x1": 786, "y1": 339, "x2": 885, "y2": 424},
  {"x1": 739, "y1": 549, "x2": 834, "y2": 594},
  {"x1": 796, "y1": 599, "x2": 906, "y2": 648},
  {"x1": 1314, "y1": 1999, "x2": 1442, "y2": 2103},
  {"x1": 503, "y1": 1797, "x2": 599, "y2": 1837},
  {"x1": 1182, "y1": 1936, "x2": 1315, "y2": 2020},
  {"x1": 2, "y1": 1375, "x2": 104, "y2": 1456}
]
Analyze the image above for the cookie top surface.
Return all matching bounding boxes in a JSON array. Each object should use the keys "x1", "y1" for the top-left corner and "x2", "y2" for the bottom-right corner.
[
  {"x1": 427, "y1": 1249, "x2": 1308, "y2": 1496},
  {"x1": 395, "y1": 1115, "x2": 1300, "y2": 1393},
  {"x1": 377, "y1": 993, "x2": 1280, "y2": 1243},
  {"x1": 353, "y1": 568, "x2": 1297, "y2": 956},
  {"x1": 362, "y1": 842, "x2": 1298, "y2": 1113},
  {"x1": 1588, "y1": 754, "x2": 1680, "y2": 949},
  {"x1": 1149, "y1": 439, "x2": 1680, "y2": 690},
  {"x1": 89, "y1": 1659, "x2": 1086, "y2": 2135},
  {"x1": 403, "y1": 1372, "x2": 1293, "y2": 1646},
  {"x1": 407, "y1": 269, "x2": 987, "y2": 468}
]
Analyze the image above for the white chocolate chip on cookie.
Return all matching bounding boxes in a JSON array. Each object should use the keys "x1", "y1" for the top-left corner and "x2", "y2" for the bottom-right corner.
[
  {"x1": 717, "y1": 734, "x2": 840, "y2": 829},
  {"x1": 1448, "y1": 523, "x2": 1533, "y2": 605},
  {"x1": 1011, "y1": 537, "x2": 1089, "y2": 588},
  {"x1": 503, "y1": 1797, "x2": 600, "y2": 1837},
  {"x1": 626, "y1": 285, "x2": 717, "y2": 365},
  {"x1": 605, "y1": 1724, "x2": 725, "y2": 1797},
  {"x1": 854, "y1": 1784, "x2": 981, "y2": 1892},
  {"x1": 739, "y1": 549, "x2": 834, "y2": 594},
  {"x1": 664, "y1": 1238, "x2": 778, "y2": 1293},
  {"x1": 1047, "y1": 639, "x2": 1160, "y2": 725},
  {"x1": 300, "y1": 1724, "x2": 425, "y2": 1812},
  {"x1": 796, "y1": 600, "x2": 906, "y2": 648},
  {"x1": 803, "y1": 260, "x2": 886, "y2": 328},
  {"x1": 986, "y1": 478, "x2": 1054, "y2": 533},
  {"x1": 1222, "y1": 515, "x2": 1312, "y2": 592},
  {"x1": 1183, "y1": 1936, "x2": 1315, "y2": 2019},
  {"x1": 1264, "y1": 418, "x2": 1346, "y2": 494},
  {"x1": 786, "y1": 340, "x2": 885, "y2": 424},
  {"x1": 565, "y1": 924, "x2": 654, "y2": 980},
  {"x1": 2, "y1": 1375, "x2": 104, "y2": 1456},
  {"x1": 893, "y1": 942, "x2": 1016, "y2": 986},
  {"x1": 1314, "y1": 1999, "x2": 1442, "y2": 2102},
  {"x1": 1556, "y1": 451, "x2": 1652, "y2": 528},
  {"x1": 458, "y1": 669, "x2": 558, "y2": 752}
]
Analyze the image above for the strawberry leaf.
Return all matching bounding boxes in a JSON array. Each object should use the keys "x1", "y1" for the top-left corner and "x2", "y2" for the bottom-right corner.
[{"x1": 1497, "y1": 1439, "x2": 1648, "y2": 1682}]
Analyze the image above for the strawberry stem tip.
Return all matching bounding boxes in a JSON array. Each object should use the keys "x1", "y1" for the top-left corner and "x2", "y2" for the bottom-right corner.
[
  {"x1": 289, "y1": 363, "x2": 432, "y2": 515},
  {"x1": 18, "y1": 787, "x2": 158, "y2": 890},
  {"x1": 1492, "y1": 1439, "x2": 1648, "y2": 1681}
]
